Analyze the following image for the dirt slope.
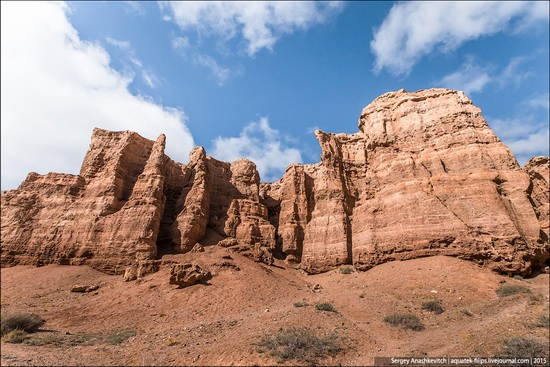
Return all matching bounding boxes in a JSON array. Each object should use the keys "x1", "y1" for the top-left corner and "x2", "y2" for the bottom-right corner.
[{"x1": 1, "y1": 249, "x2": 549, "y2": 366}]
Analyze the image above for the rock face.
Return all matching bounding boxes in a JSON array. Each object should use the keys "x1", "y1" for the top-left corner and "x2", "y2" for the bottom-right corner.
[
  {"x1": 1, "y1": 129, "x2": 277, "y2": 274},
  {"x1": 525, "y1": 156, "x2": 550, "y2": 243},
  {"x1": 1, "y1": 89, "x2": 548, "y2": 276},
  {"x1": 275, "y1": 89, "x2": 548, "y2": 275}
]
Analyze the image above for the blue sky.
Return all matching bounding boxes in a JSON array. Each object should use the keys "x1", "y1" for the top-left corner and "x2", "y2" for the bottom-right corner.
[{"x1": 1, "y1": 1, "x2": 548, "y2": 190}]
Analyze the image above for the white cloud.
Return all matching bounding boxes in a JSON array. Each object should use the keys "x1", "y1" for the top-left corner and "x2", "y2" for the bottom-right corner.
[
  {"x1": 105, "y1": 37, "x2": 161, "y2": 89},
  {"x1": 439, "y1": 56, "x2": 536, "y2": 95},
  {"x1": 106, "y1": 36, "x2": 131, "y2": 50},
  {"x1": 1, "y1": 2, "x2": 195, "y2": 190},
  {"x1": 372, "y1": 1, "x2": 549, "y2": 75},
  {"x1": 527, "y1": 92, "x2": 550, "y2": 110},
  {"x1": 498, "y1": 57, "x2": 534, "y2": 88},
  {"x1": 439, "y1": 57, "x2": 491, "y2": 95},
  {"x1": 159, "y1": 1, "x2": 344, "y2": 56},
  {"x1": 194, "y1": 54, "x2": 232, "y2": 86},
  {"x1": 507, "y1": 125, "x2": 550, "y2": 165},
  {"x1": 210, "y1": 117, "x2": 302, "y2": 182},
  {"x1": 124, "y1": 1, "x2": 145, "y2": 16},
  {"x1": 141, "y1": 69, "x2": 159, "y2": 88},
  {"x1": 171, "y1": 35, "x2": 190, "y2": 52},
  {"x1": 489, "y1": 113, "x2": 549, "y2": 165},
  {"x1": 170, "y1": 35, "x2": 241, "y2": 86}
]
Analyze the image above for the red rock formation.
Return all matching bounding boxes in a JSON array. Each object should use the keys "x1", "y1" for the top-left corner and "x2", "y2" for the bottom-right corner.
[
  {"x1": 1, "y1": 89, "x2": 548, "y2": 276},
  {"x1": 170, "y1": 146, "x2": 210, "y2": 253},
  {"x1": 1, "y1": 129, "x2": 166, "y2": 274},
  {"x1": 1, "y1": 129, "x2": 276, "y2": 274},
  {"x1": 525, "y1": 156, "x2": 550, "y2": 243},
  {"x1": 275, "y1": 89, "x2": 548, "y2": 275}
]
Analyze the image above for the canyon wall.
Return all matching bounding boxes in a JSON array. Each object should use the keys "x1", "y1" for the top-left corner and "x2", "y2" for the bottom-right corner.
[{"x1": 1, "y1": 89, "x2": 548, "y2": 275}]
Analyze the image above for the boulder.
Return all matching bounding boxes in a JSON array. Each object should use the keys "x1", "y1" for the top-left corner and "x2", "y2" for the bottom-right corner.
[{"x1": 169, "y1": 263, "x2": 211, "y2": 288}]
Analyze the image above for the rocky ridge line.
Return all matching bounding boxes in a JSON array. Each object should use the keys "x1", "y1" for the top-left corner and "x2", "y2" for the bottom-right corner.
[{"x1": 1, "y1": 88, "x2": 548, "y2": 276}]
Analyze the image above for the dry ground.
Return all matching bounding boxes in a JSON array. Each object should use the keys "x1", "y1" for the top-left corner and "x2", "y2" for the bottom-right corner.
[{"x1": 1, "y1": 247, "x2": 549, "y2": 366}]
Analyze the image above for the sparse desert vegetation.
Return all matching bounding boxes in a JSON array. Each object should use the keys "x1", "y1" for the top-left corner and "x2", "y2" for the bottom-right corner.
[
  {"x1": 421, "y1": 300, "x2": 444, "y2": 314},
  {"x1": 1, "y1": 313, "x2": 45, "y2": 336},
  {"x1": 4, "y1": 328, "x2": 136, "y2": 347},
  {"x1": 2, "y1": 330, "x2": 28, "y2": 344},
  {"x1": 0, "y1": 256, "x2": 548, "y2": 366},
  {"x1": 495, "y1": 284, "x2": 531, "y2": 297},
  {"x1": 315, "y1": 302, "x2": 337, "y2": 312},
  {"x1": 497, "y1": 336, "x2": 548, "y2": 358},
  {"x1": 384, "y1": 313, "x2": 425, "y2": 331},
  {"x1": 532, "y1": 314, "x2": 550, "y2": 329},
  {"x1": 293, "y1": 300, "x2": 309, "y2": 308},
  {"x1": 255, "y1": 327, "x2": 341, "y2": 364}
]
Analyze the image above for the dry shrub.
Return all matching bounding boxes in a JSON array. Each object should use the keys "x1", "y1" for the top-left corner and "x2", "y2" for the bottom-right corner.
[
  {"x1": 255, "y1": 327, "x2": 341, "y2": 364},
  {"x1": 315, "y1": 302, "x2": 337, "y2": 312},
  {"x1": 2, "y1": 329, "x2": 28, "y2": 344},
  {"x1": 1, "y1": 313, "x2": 45, "y2": 336},
  {"x1": 421, "y1": 300, "x2": 444, "y2": 314},
  {"x1": 384, "y1": 313, "x2": 425, "y2": 331},
  {"x1": 497, "y1": 337, "x2": 548, "y2": 358},
  {"x1": 495, "y1": 284, "x2": 530, "y2": 297}
]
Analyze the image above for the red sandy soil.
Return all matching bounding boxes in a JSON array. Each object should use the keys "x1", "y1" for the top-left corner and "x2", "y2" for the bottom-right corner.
[{"x1": 1, "y1": 247, "x2": 549, "y2": 366}]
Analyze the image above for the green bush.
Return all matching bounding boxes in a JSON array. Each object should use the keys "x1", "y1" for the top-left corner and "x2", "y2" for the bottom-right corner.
[
  {"x1": 1, "y1": 313, "x2": 45, "y2": 336},
  {"x1": 495, "y1": 284, "x2": 530, "y2": 297},
  {"x1": 497, "y1": 337, "x2": 548, "y2": 358},
  {"x1": 315, "y1": 302, "x2": 337, "y2": 312},
  {"x1": 339, "y1": 267, "x2": 352, "y2": 274},
  {"x1": 384, "y1": 313, "x2": 425, "y2": 331},
  {"x1": 2, "y1": 329, "x2": 28, "y2": 344},
  {"x1": 421, "y1": 300, "x2": 444, "y2": 314},
  {"x1": 255, "y1": 327, "x2": 340, "y2": 364}
]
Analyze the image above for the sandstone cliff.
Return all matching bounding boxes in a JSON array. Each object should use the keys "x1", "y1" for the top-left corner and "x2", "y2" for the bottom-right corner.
[
  {"x1": 1, "y1": 89, "x2": 548, "y2": 276},
  {"x1": 276, "y1": 89, "x2": 548, "y2": 275}
]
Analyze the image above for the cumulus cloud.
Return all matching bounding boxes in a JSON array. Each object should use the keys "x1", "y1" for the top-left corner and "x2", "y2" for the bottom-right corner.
[
  {"x1": 210, "y1": 117, "x2": 302, "y2": 182},
  {"x1": 1, "y1": 2, "x2": 195, "y2": 190},
  {"x1": 372, "y1": 1, "x2": 549, "y2": 75},
  {"x1": 159, "y1": 1, "x2": 344, "y2": 56}
]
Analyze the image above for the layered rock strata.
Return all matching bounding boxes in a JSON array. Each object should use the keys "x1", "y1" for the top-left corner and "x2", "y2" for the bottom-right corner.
[
  {"x1": 275, "y1": 89, "x2": 548, "y2": 275},
  {"x1": 1, "y1": 129, "x2": 277, "y2": 274},
  {"x1": 1, "y1": 89, "x2": 548, "y2": 276}
]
